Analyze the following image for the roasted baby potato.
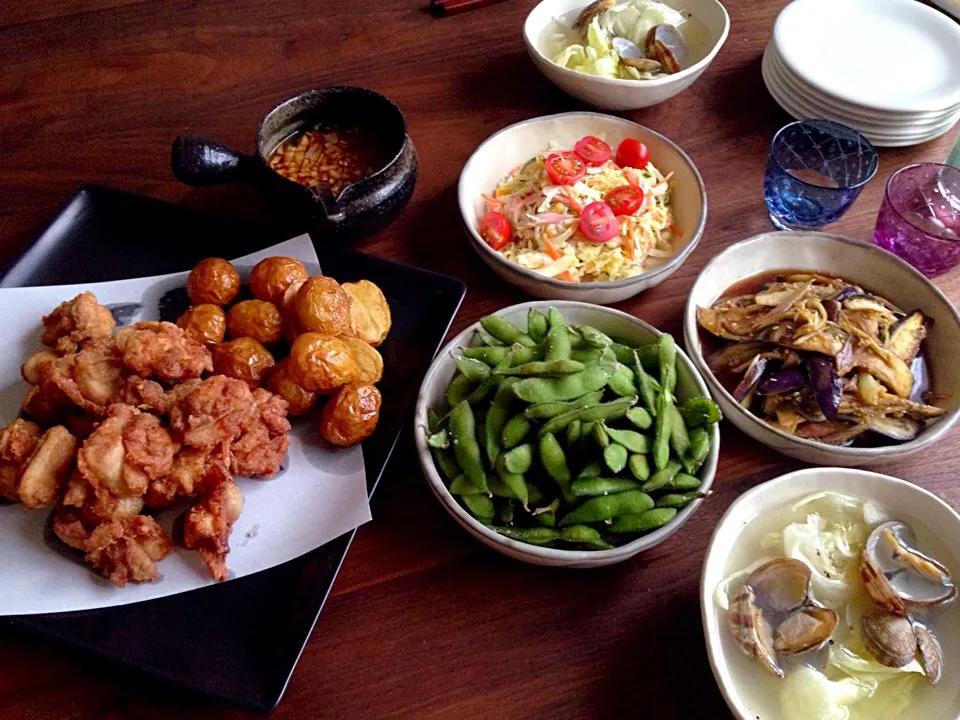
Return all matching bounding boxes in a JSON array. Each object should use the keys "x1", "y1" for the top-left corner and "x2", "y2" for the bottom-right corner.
[
  {"x1": 294, "y1": 276, "x2": 350, "y2": 336},
  {"x1": 318, "y1": 383, "x2": 381, "y2": 447},
  {"x1": 265, "y1": 358, "x2": 317, "y2": 415},
  {"x1": 342, "y1": 280, "x2": 391, "y2": 346},
  {"x1": 288, "y1": 332, "x2": 359, "y2": 393},
  {"x1": 342, "y1": 337, "x2": 383, "y2": 384},
  {"x1": 187, "y1": 258, "x2": 241, "y2": 306},
  {"x1": 212, "y1": 337, "x2": 275, "y2": 388},
  {"x1": 227, "y1": 300, "x2": 283, "y2": 346},
  {"x1": 176, "y1": 304, "x2": 227, "y2": 345},
  {"x1": 249, "y1": 256, "x2": 309, "y2": 306}
]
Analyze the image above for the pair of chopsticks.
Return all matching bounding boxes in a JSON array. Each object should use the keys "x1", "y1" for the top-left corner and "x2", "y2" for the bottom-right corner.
[{"x1": 431, "y1": 0, "x2": 507, "y2": 16}]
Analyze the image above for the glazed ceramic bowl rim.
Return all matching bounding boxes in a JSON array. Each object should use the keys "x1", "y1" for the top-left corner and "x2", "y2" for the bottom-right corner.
[
  {"x1": 457, "y1": 112, "x2": 708, "y2": 292},
  {"x1": 522, "y1": 0, "x2": 731, "y2": 89},
  {"x1": 682, "y1": 230, "x2": 960, "y2": 460},
  {"x1": 415, "y1": 300, "x2": 720, "y2": 562},
  {"x1": 699, "y1": 465, "x2": 960, "y2": 720}
]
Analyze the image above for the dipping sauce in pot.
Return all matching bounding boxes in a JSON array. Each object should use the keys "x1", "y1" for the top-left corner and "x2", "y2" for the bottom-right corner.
[{"x1": 267, "y1": 127, "x2": 377, "y2": 196}]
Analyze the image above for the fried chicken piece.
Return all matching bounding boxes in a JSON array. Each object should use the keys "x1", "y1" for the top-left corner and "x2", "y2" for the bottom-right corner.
[
  {"x1": 54, "y1": 468, "x2": 146, "y2": 550},
  {"x1": 145, "y1": 445, "x2": 229, "y2": 508},
  {"x1": 183, "y1": 474, "x2": 243, "y2": 581},
  {"x1": 168, "y1": 376, "x2": 255, "y2": 449},
  {"x1": 41, "y1": 292, "x2": 116, "y2": 354},
  {"x1": 45, "y1": 339, "x2": 124, "y2": 414},
  {"x1": 77, "y1": 404, "x2": 179, "y2": 499},
  {"x1": 0, "y1": 419, "x2": 42, "y2": 501},
  {"x1": 83, "y1": 515, "x2": 173, "y2": 587},
  {"x1": 113, "y1": 321, "x2": 212, "y2": 382},
  {"x1": 231, "y1": 388, "x2": 290, "y2": 477},
  {"x1": 18, "y1": 426, "x2": 77, "y2": 509}
]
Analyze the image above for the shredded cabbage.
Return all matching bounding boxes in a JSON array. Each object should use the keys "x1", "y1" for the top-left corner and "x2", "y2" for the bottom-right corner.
[
  {"x1": 782, "y1": 666, "x2": 872, "y2": 720},
  {"x1": 600, "y1": 0, "x2": 686, "y2": 47}
]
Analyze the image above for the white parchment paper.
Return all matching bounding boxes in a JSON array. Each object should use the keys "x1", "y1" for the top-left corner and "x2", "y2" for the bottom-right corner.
[{"x1": 0, "y1": 235, "x2": 371, "y2": 615}]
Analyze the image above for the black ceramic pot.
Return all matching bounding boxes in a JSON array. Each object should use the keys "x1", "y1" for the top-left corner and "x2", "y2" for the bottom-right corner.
[{"x1": 171, "y1": 86, "x2": 417, "y2": 239}]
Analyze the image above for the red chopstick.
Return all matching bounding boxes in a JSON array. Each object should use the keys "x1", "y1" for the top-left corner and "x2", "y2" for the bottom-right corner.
[{"x1": 432, "y1": 0, "x2": 508, "y2": 16}]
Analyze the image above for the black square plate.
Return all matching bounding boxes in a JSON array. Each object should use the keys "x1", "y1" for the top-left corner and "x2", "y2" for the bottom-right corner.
[{"x1": 0, "y1": 185, "x2": 465, "y2": 712}]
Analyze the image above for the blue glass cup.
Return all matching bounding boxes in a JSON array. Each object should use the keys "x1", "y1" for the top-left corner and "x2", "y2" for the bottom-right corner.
[{"x1": 763, "y1": 119, "x2": 878, "y2": 231}]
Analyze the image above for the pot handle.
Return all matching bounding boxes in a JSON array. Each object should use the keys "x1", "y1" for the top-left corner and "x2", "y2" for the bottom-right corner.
[{"x1": 171, "y1": 135, "x2": 253, "y2": 187}]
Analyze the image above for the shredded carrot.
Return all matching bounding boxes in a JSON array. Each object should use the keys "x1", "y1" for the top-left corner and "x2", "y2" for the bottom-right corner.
[
  {"x1": 558, "y1": 270, "x2": 575, "y2": 282},
  {"x1": 668, "y1": 223, "x2": 681, "y2": 235},
  {"x1": 495, "y1": 188, "x2": 510, "y2": 197},
  {"x1": 543, "y1": 238, "x2": 561, "y2": 261},
  {"x1": 621, "y1": 237, "x2": 634, "y2": 259},
  {"x1": 556, "y1": 194, "x2": 583, "y2": 213}
]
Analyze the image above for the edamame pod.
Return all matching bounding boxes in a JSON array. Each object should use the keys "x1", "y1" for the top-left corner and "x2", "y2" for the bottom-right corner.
[
  {"x1": 498, "y1": 470, "x2": 529, "y2": 509},
  {"x1": 664, "y1": 472, "x2": 701, "y2": 491},
  {"x1": 667, "y1": 401, "x2": 691, "y2": 458},
  {"x1": 512, "y1": 362, "x2": 615, "y2": 404},
  {"x1": 427, "y1": 429, "x2": 450, "y2": 449},
  {"x1": 560, "y1": 490, "x2": 654, "y2": 526},
  {"x1": 446, "y1": 373, "x2": 474, "y2": 408},
  {"x1": 485, "y1": 376, "x2": 517, "y2": 463},
  {"x1": 576, "y1": 325, "x2": 613, "y2": 348},
  {"x1": 570, "y1": 348, "x2": 603, "y2": 363},
  {"x1": 527, "y1": 309, "x2": 548, "y2": 343},
  {"x1": 527, "y1": 481, "x2": 545, "y2": 506},
  {"x1": 656, "y1": 491, "x2": 704, "y2": 508},
  {"x1": 577, "y1": 461, "x2": 603, "y2": 481},
  {"x1": 652, "y1": 393, "x2": 672, "y2": 471},
  {"x1": 490, "y1": 526, "x2": 559, "y2": 545},
  {"x1": 602, "y1": 426, "x2": 650, "y2": 453},
  {"x1": 488, "y1": 473, "x2": 516, "y2": 499},
  {"x1": 593, "y1": 422, "x2": 610, "y2": 448},
  {"x1": 427, "y1": 409, "x2": 443, "y2": 433},
  {"x1": 462, "y1": 493, "x2": 495, "y2": 519},
  {"x1": 559, "y1": 525, "x2": 613, "y2": 550},
  {"x1": 456, "y1": 355, "x2": 492, "y2": 382},
  {"x1": 633, "y1": 349, "x2": 658, "y2": 417},
  {"x1": 642, "y1": 459, "x2": 682, "y2": 492},
  {"x1": 570, "y1": 477, "x2": 642, "y2": 497},
  {"x1": 538, "y1": 394, "x2": 637, "y2": 436},
  {"x1": 682, "y1": 427, "x2": 711, "y2": 474},
  {"x1": 499, "y1": 501, "x2": 516, "y2": 524},
  {"x1": 480, "y1": 315, "x2": 536, "y2": 347},
  {"x1": 679, "y1": 397, "x2": 722, "y2": 427},
  {"x1": 477, "y1": 327, "x2": 505, "y2": 346},
  {"x1": 462, "y1": 346, "x2": 509, "y2": 366},
  {"x1": 432, "y1": 448, "x2": 462, "y2": 482},
  {"x1": 604, "y1": 443, "x2": 628, "y2": 473},
  {"x1": 449, "y1": 474, "x2": 482, "y2": 496},
  {"x1": 524, "y1": 391, "x2": 606, "y2": 420},
  {"x1": 544, "y1": 324, "x2": 572, "y2": 362},
  {"x1": 608, "y1": 363, "x2": 638, "y2": 397},
  {"x1": 500, "y1": 443, "x2": 533, "y2": 474},
  {"x1": 608, "y1": 507, "x2": 677, "y2": 533},
  {"x1": 565, "y1": 419, "x2": 582, "y2": 445},
  {"x1": 658, "y1": 333, "x2": 677, "y2": 398},
  {"x1": 626, "y1": 406, "x2": 653, "y2": 430},
  {"x1": 628, "y1": 453, "x2": 651, "y2": 481},
  {"x1": 547, "y1": 307, "x2": 566, "y2": 329},
  {"x1": 495, "y1": 359, "x2": 584, "y2": 377},
  {"x1": 501, "y1": 413, "x2": 533, "y2": 449},
  {"x1": 539, "y1": 433, "x2": 575, "y2": 504},
  {"x1": 449, "y1": 400, "x2": 488, "y2": 492}
]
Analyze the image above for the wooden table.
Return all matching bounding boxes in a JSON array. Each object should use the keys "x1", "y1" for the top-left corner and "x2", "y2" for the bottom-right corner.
[{"x1": 1, "y1": 1, "x2": 958, "y2": 717}]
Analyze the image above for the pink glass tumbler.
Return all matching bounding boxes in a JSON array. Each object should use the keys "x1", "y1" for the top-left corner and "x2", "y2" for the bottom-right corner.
[{"x1": 873, "y1": 163, "x2": 960, "y2": 277}]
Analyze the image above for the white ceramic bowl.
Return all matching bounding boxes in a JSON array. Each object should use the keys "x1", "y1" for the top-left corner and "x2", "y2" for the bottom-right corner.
[
  {"x1": 683, "y1": 231, "x2": 960, "y2": 467},
  {"x1": 414, "y1": 300, "x2": 719, "y2": 568},
  {"x1": 458, "y1": 112, "x2": 707, "y2": 305},
  {"x1": 701, "y1": 467, "x2": 960, "y2": 720},
  {"x1": 523, "y1": 0, "x2": 730, "y2": 110}
]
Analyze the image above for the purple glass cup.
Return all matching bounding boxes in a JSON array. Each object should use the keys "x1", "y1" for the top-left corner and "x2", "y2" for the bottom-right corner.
[{"x1": 873, "y1": 163, "x2": 960, "y2": 277}]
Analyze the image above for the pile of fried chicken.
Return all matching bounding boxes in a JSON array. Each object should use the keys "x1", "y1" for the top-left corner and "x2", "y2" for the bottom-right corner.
[{"x1": 0, "y1": 291, "x2": 291, "y2": 586}]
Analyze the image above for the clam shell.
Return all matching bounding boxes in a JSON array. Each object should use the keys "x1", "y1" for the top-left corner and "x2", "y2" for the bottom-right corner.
[
  {"x1": 727, "y1": 586, "x2": 783, "y2": 677},
  {"x1": 746, "y1": 557, "x2": 811, "y2": 615},
  {"x1": 774, "y1": 606, "x2": 838, "y2": 655},
  {"x1": 913, "y1": 621, "x2": 942, "y2": 685},
  {"x1": 861, "y1": 609, "x2": 916, "y2": 668},
  {"x1": 863, "y1": 521, "x2": 955, "y2": 607},
  {"x1": 573, "y1": 0, "x2": 614, "y2": 29},
  {"x1": 859, "y1": 552, "x2": 907, "y2": 616},
  {"x1": 621, "y1": 57, "x2": 662, "y2": 72}
]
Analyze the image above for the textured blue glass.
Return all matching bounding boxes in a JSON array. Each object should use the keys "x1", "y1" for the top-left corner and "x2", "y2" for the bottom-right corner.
[{"x1": 763, "y1": 119, "x2": 878, "y2": 231}]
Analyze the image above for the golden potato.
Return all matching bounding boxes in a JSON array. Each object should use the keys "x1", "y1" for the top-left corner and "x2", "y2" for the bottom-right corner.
[
  {"x1": 249, "y1": 256, "x2": 309, "y2": 306},
  {"x1": 288, "y1": 332, "x2": 359, "y2": 392},
  {"x1": 280, "y1": 277, "x2": 308, "y2": 343},
  {"x1": 176, "y1": 304, "x2": 226, "y2": 345},
  {"x1": 186, "y1": 258, "x2": 240, "y2": 306},
  {"x1": 212, "y1": 337, "x2": 275, "y2": 388},
  {"x1": 226, "y1": 300, "x2": 283, "y2": 346},
  {"x1": 294, "y1": 276, "x2": 350, "y2": 336},
  {"x1": 318, "y1": 383, "x2": 381, "y2": 447},
  {"x1": 341, "y1": 337, "x2": 383, "y2": 384},
  {"x1": 342, "y1": 280, "x2": 391, "y2": 346},
  {"x1": 265, "y1": 359, "x2": 317, "y2": 415}
]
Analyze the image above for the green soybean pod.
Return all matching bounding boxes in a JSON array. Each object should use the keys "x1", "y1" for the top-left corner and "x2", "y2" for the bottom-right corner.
[
  {"x1": 527, "y1": 309, "x2": 548, "y2": 343},
  {"x1": 576, "y1": 325, "x2": 613, "y2": 348},
  {"x1": 445, "y1": 373, "x2": 473, "y2": 408},
  {"x1": 477, "y1": 327, "x2": 506, "y2": 346},
  {"x1": 559, "y1": 525, "x2": 613, "y2": 550},
  {"x1": 456, "y1": 355, "x2": 492, "y2": 382},
  {"x1": 570, "y1": 347, "x2": 603, "y2": 363},
  {"x1": 565, "y1": 419, "x2": 582, "y2": 446},
  {"x1": 560, "y1": 490, "x2": 654, "y2": 525},
  {"x1": 487, "y1": 473, "x2": 516, "y2": 499},
  {"x1": 666, "y1": 473, "x2": 702, "y2": 491},
  {"x1": 431, "y1": 446, "x2": 462, "y2": 482},
  {"x1": 500, "y1": 443, "x2": 533, "y2": 474},
  {"x1": 579, "y1": 421, "x2": 597, "y2": 453},
  {"x1": 626, "y1": 406, "x2": 653, "y2": 430},
  {"x1": 498, "y1": 470, "x2": 529, "y2": 509},
  {"x1": 656, "y1": 491, "x2": 703, "y2": 509},
  {"x1": 493, "y1": 525, "x2": 560, "y2": 545},
  {"x1": 512, "y1": 362, "x2": 614, "y2": 404},
  {"x1": 527, "y1": 482, "x2": 545, "y2": 506},
  {"x1": 480, "y1": 315, "x2": 536, "y2": 347},
  {"x1": 628, "y1": 453, "x2": 651, "y2": 481},
  {"x1": 547, "y1": 307, "x2": 566, "y2": 330},
  {"x1": 496, "y1": 359, "x2": 584, "y2": 377},
  {"x1": 667, "y1": 401, "x2": 691, "y2": 459},
  {"x1": 570, "y1": 477, "x2": 641, "y2": 497},
  {"x1": 609, "y1": 343, "x2": 636, "y2": 365},
  {"x1": 658, "y1": 333, "x2": 677, "y2": 397},
  {"x1": 544, "y1": 324, "x2": 572, "y2": 363},
  {"x1": 462, "y1": 346, "x2": 509, "y2": 366},
  {"x1": 633, "y1": 349, "x2": 658, "y2": 417},
  {"x1": 679, "y1": 397, "x2": 723, "y2": 428},
  {"x1": 593, "y1": 422, "x2": 610, "y2": 448},
  {"x1": 508, "y1": 345, "x2": 541, "y2": 366},
  {"x1": 539, "y1": 432, "x2": 574, "y2": 503},
  {"x1": 608, "y1": 507, "x2": 677, "y2": 533},
  {"x1": 604, "y1": 443, "x2": 628, "y2": 473},
  {"x1": 426, "y1": 429, "x2": 449, "y2": 449},
  {"x1": 652, "y1": 393, "x2": 672, "y2": 471},
  {"x1": 608, "y1": 363, "x2": 638, "y2": 397},
  {"x1": 577, "y1": 460, "x2": 603, "y2": 481},
  {"x1": 683, "y1": 427, "x2": 711, "y2": 475},
  {"x1": 462, "y1": 493, "x2": 496, "y2": 519},
  {"x1": 642, "y1": 459, "x2": 683, "y2": 492},
  {"x1": 427, "y1": 409, "x2": 443, "y2": 433},
  {"x1": 449, "y1": 474, "x2": 482, "y2": 496},
  {"x1": 449, "y1": 400, "x2": 487, "y2": 492},
  {"x1": 467, "y1": 371, "x2": 502, "y2": 405},
  {"x1": 602, "y1": 426, "x2": 650, "y2": 454},
  {"x1": 538, "y1": 395, "x2": 636, "y2": 437},
  {"x1": 499, "y1": 501, "x2": 516, "y2": 524},
  {"x1": 485, "y1": 376, "x2": 517, "y2": 463},
  {"x1": 525, "y1": 390, "x2": 606, "y2": 420},
  {"x1": 501, "y1": 413, "x2": 533, "y2": 450}
]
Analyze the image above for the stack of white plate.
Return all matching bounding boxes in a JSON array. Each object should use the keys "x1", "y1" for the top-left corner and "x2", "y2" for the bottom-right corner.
[{"x1": 762, "y1": 0, "x2": 960, "y2": 148}]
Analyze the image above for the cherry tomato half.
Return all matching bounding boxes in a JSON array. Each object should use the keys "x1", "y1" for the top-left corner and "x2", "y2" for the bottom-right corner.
[
  {"x1": 573, "y1": 135, "x2": 612, "y2": 166},
  {"x1": 604, "y1": 185, "x2": 645, "y2": 216},
  {"x1": 544, "y1": 152, "x2": 586, "y2": 186},
  {"x1": 579, "y1": 202, "x2": 620, "y2": 243},
  {"x1": 615, "y1": 138, "x2": 650, "y2": 169},
  {"x1": 480, "y1": 211, "x2": 512, "y2": 250}
]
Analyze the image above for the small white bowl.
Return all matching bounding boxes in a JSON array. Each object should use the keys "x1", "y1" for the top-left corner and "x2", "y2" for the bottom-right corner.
[
  {"x1": 458, "y1": 112, "x2": 707, "y2": 305},
  {"x1": 683, "y1": 231, "x2": 960, "y2": 467},
  {"x1": 414, "y1": 301, "x2": 719, "y2": 568},
  {"x1": 701, "y1": 467, "x2": 960, "y2": 720},
  {"x1": 523, "y1": 0, "x2": 730, "y2": 111}
]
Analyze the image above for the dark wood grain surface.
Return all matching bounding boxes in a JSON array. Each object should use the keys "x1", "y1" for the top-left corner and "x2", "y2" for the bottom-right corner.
[{"x1": 1, "y1": 1, "x2": 958, "y2": 718}]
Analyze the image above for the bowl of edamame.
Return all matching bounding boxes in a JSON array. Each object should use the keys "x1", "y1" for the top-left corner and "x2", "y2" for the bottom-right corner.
[{"x1": 415, "y1": 300, "x2": 721, "y2": 568}]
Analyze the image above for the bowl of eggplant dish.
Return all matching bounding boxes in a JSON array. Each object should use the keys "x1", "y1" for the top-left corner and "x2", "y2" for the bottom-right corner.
[{"x1": 683, "y1": 231, "x2": 960, "y2": 466}]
